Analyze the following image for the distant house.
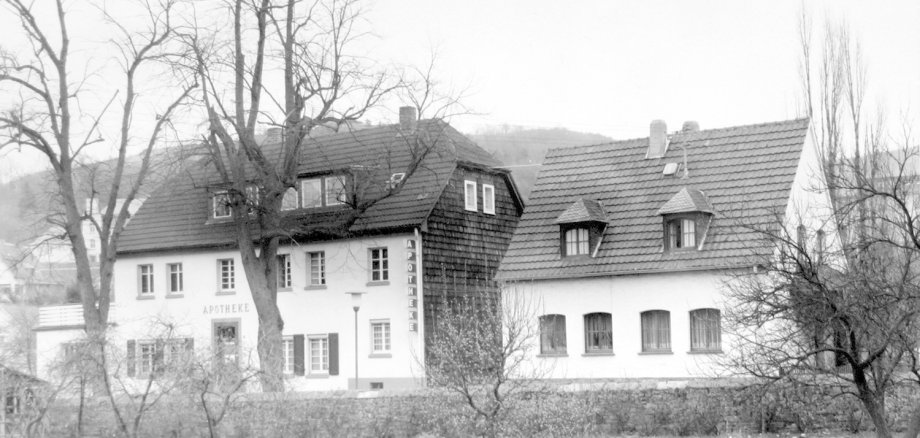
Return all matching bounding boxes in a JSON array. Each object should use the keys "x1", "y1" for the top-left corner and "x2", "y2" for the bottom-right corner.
[
  {"x1": 34, "y1": 108, "x2": 524, "y2": 390},
  {"x1": 497, "y1": 118, "x2": 832, "y2": 379}
]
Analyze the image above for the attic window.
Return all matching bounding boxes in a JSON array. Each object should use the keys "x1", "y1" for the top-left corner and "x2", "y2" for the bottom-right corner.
[
  {"x1": 564, "y1": 228, "x2": 589, "y2": 256},
  {"x1": 657, "y1": 187, "x2": 714, "y2": 253},
  {"x1": 212, "y1": 192, "x2": 231, "y2": 219},
  {"x1": 667, "y1": 218, "x2": 696, "y2": 249},
  {"x1": 555, "y1": 199, "x2": 608, "y2": 259},
  {"x1": 464, "y1": 180, "x2": 477, "y2": 211},
  {"x1": 387, "y1": 173, "x2": 406, "y2": 190},
  {"x1": 662, "y1": 162, "x2": 680, "y2": 176}
]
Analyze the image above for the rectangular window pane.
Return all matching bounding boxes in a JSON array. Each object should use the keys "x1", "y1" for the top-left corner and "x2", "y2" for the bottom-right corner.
[
  {"x1": 276, "y1": 254, "x2": 291, "y2": 288},
  {"x1": 372, "y1": 322, "x2": 390, "y2": 353},
  {"x1": 213, "y1": 192, "x2": 231, "y2": 218},
  {"x1": 464, "y1": 181, "x2": 477, "y2": 211},
  {"x1": 682, "y1": 219, "x2": 696, "y2": 248},
  {"x1": 540, "y1": 315, "x2": 567, "y2": 354},
  {"x1": 282, "y1": 337, "x2": 294, "y2": 374},
  {"x1": 168, "y1": 263, "x2": 183, "y2": 293},
  {"x1": 584, "y1": 313, "x2": 612, "y2": 351},
  {"x1": 309, "y1": 337, "x2": 328, "y2": 372},
  {"x1": 139, "y1": 265, "x2": 153, "y2": 295},
  {"x1": 325, "y1": 176, "x2": 346, "y2": 206},
  {"x1": 281, "y1": 187, "x2": 299, "y2": 210},
  {"x1": 641, "y1": 311, "x2": 671, "y2": 352},
  {"x1": 691, "y1": 309, "x2": 721, "y2": 351},
  {"x1": 309, "y1": 251, "x2": 325, "y2": 285},
  {"x1": 483, "y1": 184, "x2": 495, "y2": 214},
  {"x1": 301, "y1": 179, "x2": 323, "y2": 208},
  {"x1": 219, "y1": 259, "x2": 235, "y2": 291},
  {"x1": 370, "y1": 248, "x2": 388, "y2": 281}
]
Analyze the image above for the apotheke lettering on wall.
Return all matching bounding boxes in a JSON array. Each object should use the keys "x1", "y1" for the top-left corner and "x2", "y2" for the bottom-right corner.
[{"x1": 203, "y1": 303, "x2": 251, "y2": 315}]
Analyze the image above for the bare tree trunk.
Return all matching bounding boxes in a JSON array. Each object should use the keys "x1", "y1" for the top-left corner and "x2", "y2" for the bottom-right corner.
[{"x1": 904, "y1": 401, "x2": 920, "y2": 438}]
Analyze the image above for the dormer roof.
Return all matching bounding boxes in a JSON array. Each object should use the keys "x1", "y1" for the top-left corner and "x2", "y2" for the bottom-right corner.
[
  {"x1": 656, "y1": 187, "x2": 714, "y2": 216},
  {"x1": 555, "y1": 199, "x2": 608, "y2": 224}
]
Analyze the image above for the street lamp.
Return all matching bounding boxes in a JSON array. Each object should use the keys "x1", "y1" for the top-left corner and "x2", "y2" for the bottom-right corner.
[{"x1": 344, "y1": 291, "x2": 366, "y2": 390}]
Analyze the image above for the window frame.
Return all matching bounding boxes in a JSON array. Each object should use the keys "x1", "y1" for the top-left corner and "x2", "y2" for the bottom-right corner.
[
  {"x1": 282, "y1": 336, "x2": 295, "y2": 374},
  {"x1": 583, "y1": 312, "x2": 613, "y2": 354},
  {"x1": 138, "y1": 264, "x2": 154, "y2": 296},
  {"x1": 137, "y1": 340, "x2": 157, "y2": 375},
  {"x1": 308, "y1": 251, "x2": 326, "y2": 286},
  {"x1": 564, "y1": 228, "x2": 590, "y2": 257},
  {"x1": 369, "y1": 247, "x2": 389, "y2": 282},
  {"x1": 276, "y1": 254, "x2": 292, "y2": 289},
  {"x1": 300, "y1": 178, "x2": 323, "y2": 208},
  {"x1": 539, "y1": 314, "x2": 567, "y2": 355},
  {"x1": 308, "y1": 335, "x2": 329, "y2": 374},
  {"x1": 665, "y1": 215, "x2": 698, "y2": 251},
  {"x1": 217, "y1": 259, "x2": 236, "y2": 293},
  {"x1": 167, "y1": 263, "x2": 183, "y2": 294},
  {"x1": 212, "y1": 191, "x2": 232, "y2": 219},
  {"x1": 281, "y1": 187, "x2": 299, "y2": 210},
  {"x1": 324, "y1": 175, "x2": 347, "y2": 206},
  {"x1": 371, "y1": 320, "x2": 391, "y2": 354},
  {"x1": 641, "y1": 310, "x2": 672, "y2": 353},
  {"x1": 482, "y1": 183, "x2": 495, "y2": 215},
  {"x1": 464, "y1": 180, "x2": 477, "y2": 212},
  {"x1": 689, "y1": 308, "x2": 722, "y2": 353}
]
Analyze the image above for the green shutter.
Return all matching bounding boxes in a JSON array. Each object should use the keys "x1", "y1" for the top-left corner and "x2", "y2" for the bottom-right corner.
[
  {"x1": 293, "y1": 334, "x2": 305, "y2": 376},
  {"x1": 328, "y1": 333, "x2": 339, "y2": 376},
  {"x1": 126, "y1": 340, "x2": 136, "y2": 377}
]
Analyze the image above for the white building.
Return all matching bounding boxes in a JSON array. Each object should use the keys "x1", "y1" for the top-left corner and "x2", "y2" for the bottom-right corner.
[
  {"x1": 496, "y1": 118, "x2": 832, "y2": 379},
  {"x1": 34, "y1": 110, "x2": 523, "y2": 391}
]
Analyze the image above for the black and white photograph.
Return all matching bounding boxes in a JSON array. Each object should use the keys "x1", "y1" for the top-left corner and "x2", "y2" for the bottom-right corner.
[{"x1": 0, "y1": 0, "x2": 919, "y2": 436}]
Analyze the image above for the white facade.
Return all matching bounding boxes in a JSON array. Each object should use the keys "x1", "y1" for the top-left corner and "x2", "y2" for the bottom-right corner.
[{"x1": 72, "y1": 232, "x2": 426, "y2": 390}]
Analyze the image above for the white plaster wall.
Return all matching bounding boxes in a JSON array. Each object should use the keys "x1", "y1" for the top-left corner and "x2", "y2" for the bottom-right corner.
[
  {"x1": 785, "y1": 128, "x2": 841, "y2": 257},
  {"x1": 34, "y1": 328, "x2": 84, "y2": 379},
  {"x1": 517, "y1": 271, "x2": 732, "y2": 379},
  {"x1": 111, "y1": 232, "x2": 423, "y2": 391}
]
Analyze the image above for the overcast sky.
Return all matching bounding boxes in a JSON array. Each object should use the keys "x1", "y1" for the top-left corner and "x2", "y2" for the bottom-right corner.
[{"x1": 1, "y1": 0, "x2": 919, "y2": 181}]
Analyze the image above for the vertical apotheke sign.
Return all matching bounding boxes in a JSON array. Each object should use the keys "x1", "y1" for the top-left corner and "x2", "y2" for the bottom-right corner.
[{"x1": 406, "y1": 239, "x2": 419, "y2": 331}]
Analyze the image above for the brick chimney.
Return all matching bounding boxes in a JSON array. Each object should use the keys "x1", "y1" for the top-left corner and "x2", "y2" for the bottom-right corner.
[
  {"x1": 399, "y1": 106, "x2": 417, "y2": 132},
  {"x1": 647, "y1": 119, "x2": 668, "y2": 159}
]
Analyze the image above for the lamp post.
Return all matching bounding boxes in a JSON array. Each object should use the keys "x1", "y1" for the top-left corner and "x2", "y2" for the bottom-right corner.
[{"x1": 345, "y1": 291, "x2": 365, "y2": 390}]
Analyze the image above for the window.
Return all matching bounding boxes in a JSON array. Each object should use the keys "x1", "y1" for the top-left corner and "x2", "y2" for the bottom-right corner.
[
  {"x1": 89, "y1": 239, "x2": 96, "y2": 249},
  {"x1": 325, "y1": 175, "x2": 346, "y2": 206},
  {"x1": 138, "y1": 341, "x2": 157, "y2": 375},
  {"x1": 276, "y1": 254, "x2": 291, "y2": 289},
  {"x1": 212, "y1": 191, "x2": 231, "y2": 218},
  {"x1": 308, "y1": 251, "x2": 326, "y2": 286},
  {"x1": 584, "y1": 313, "x2": 613, "y2": 353},
  {"x1": 641, "y1": 310, "x2": 671, "y2": 353},
  {"x1": 464, "y1": 180, "x2": 477, "y2": 211},
  {"x1": 369, "y1": 248, "x2": 388, "y2": 282},
  {"x1": 282, "y1": 336, "x2": 295, "y2": 374},
  {"x1": 309, "y1": 336, "x2": 329, "y2": 373},
  {"x1": 482, "y1": 184, "x2": 495, "y2": 215},
  {"x1": 245, "y1": 184, "x2": 261, "y2": 209},
  {"x1": 301, "y1": 178, "x2": 323, "y2": 208},
  {"x1": 138, "y1": 264, "x2": 154, "y2": 295},
  {"x1": 163, "y1": 339, "x2": 192, "y2": 366},
  {"x1": 564, "y1": 228, "x2": 590, "y2": 256},
  {"x1": 281, "y1": 187, "x2": 299, "y2": 210},
  {"x1": 689, "y1": 308, "x2": 721, "y2": 352},
  {"x1": 218, "y1": 259, "x2": 235, "y2": 291},
  {"x1": 668, "y1": 218, "x2": 696, "y2": 249},
  {"x1": 167, "y1": 263, "x2": 183, "y2": 294},
  {"x1": 371, "y1": 321, "x2": 391, "y2": 353},
  {"x1": 539, "y1": 314, "x2": 567, "y2": 354}
]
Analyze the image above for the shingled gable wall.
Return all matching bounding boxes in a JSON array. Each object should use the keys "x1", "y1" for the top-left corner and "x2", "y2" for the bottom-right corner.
[{"x1": 420, "y1": 164, "x2": 522, "y2": 354}]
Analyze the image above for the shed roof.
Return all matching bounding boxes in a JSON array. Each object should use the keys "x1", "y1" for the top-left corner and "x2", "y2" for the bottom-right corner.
[{"x1": 496, "y1": 118, "x2": 810, "y2": 281}]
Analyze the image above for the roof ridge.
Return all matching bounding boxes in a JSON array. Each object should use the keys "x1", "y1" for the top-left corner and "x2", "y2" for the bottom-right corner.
[{"x1": 546, "y1": 117, "x2": 810, "y2": 158}]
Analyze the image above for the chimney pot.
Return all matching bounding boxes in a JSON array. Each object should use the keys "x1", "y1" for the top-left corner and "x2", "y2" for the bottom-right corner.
[
  {"x1": 682, "y1": 121, "x2": 700, "y2": 132},
  {"x1": 399, "y1": 106, "x2": 418, "y2": 132},
  {"x1": 647, "y1": 119, "x2": 668, "y2": 159}
]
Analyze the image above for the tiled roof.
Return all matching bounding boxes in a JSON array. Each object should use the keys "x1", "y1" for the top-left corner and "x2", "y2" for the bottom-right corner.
[
  {"x1": 117, "y1": 121, "x2": 504, "y2": 254},
  {"x1": 555, "y1": 199, "x2": 608, "y2": 224},
  {"x1": 656, "y1": 187, "x2": 714, "y2": 215},
  {"x1": 496, "y1": 118, "x2": 809, "y2": 281}
]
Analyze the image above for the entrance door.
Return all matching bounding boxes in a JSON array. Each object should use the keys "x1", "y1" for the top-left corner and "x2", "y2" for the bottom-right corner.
[{"x1": 213, "y1": 322, "x2": 239, "y2": 367}]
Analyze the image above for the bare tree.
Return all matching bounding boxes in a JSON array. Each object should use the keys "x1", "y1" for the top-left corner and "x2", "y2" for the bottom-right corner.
[
  {"x1": 0, "y1": 0, "x2": 194, "y2": 345},
  {"x1": 425, "y1": 285, "x2": 541, "y2": 437}
]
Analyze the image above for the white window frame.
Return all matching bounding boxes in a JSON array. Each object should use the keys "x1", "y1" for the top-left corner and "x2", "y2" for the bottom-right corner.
[
  {"x1": 276, "y1": 254, "x2": 292, "y2": 289},
  {"x1": 464, "y1": 180, "x2": 477, "y2": 212},
  {"x1": 324, "y1": 175, "x2": 346, "y2": 206},
  {"x1": 564, "y1": 228, "x2": 590, "y2": 256},
  {"x1": 167, "y1": 263, "x2": 183, "y2": 294},
  {"x1": 212, "y1": 191, "x2": 231, "y2": 219},
  {"x1": 482, "y1": 184, "x2": 495, "y2": 215},
  {"x1": 300, "y1": 178, "x2": 323, "y2": 208},
  {"x1": 138, "y1": 341, "x2": 157, "y2": 375},
  {"x1": 308, "y1": 251, "x2": 326, "y2": 286},
  {"x1": 369, "y1": 247, "x2": 389, "y2": 282},
  {"x1": 308, "y1": 335, "x2": 329, "y2": 374},
  {"x1": 282, "y1": 336, "x2": 295, "y2": 374},
  {"x1": 138, "y1": 264, "x2": 154, "y2": 296},
  {"x1": 371, "y1": 320, "x2": 391, "y2": 354},
  {"x1": 218, "y1": 259, "x2": 235, "y2": 292}
]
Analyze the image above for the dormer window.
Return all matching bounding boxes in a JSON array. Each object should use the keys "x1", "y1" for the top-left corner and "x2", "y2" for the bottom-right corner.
[
  {"x1": 212, "y1": 192, "x2": 231, "y2": 219},
  {"x1": 299, "y1": 174, "x2": 348, "y2": 208},
  {"x1": 657, "y1": 187, "x2": 714, "y2": 253},
  {"x1": 667, "y1": 218, "x2": 696, "y2": 249},
  {"x1": 555, "y1": 199, "x2": 608, "y2": 259}
]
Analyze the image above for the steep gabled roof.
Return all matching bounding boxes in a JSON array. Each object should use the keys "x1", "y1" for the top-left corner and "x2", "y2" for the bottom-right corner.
[
  {"x1": 496, "y1": 118, "x2": 809, "y2": 281},
  {"x1": 656, "y1": 187, "x2": 714, "y2": 215},
  {"x1": 117, "y1": 121, "x2": 507, "y2": 254}
]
